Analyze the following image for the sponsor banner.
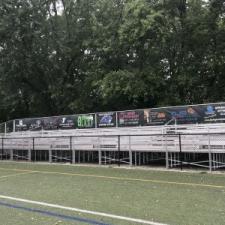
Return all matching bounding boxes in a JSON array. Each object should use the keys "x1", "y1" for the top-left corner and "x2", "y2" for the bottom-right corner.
[
  {"x1": 15, "y1": 119, "x2": 29, "y2": 131},
  {"x1": 97, "y1": 112, "x2": 116, "y2": 128},
  {"x1": 144, "y1": 109, "x2": 168, "y2": 125},
  {"x1": 15, "y1": 118, "x2": 42, "y2": 131},
  {"x1": 144, "y1": 103, "x2": 225, "y2": 125},
  {"x1": 117, "y1": 110, "x2": 144, "y2": 127},
  {"x1": 42, "y1": 117, "x2": 60, "y2": 130},
  {"x1": 15, "y1": 118, "x2": 43, "y2": 131},
  {"x1": 75, "y1": 114, "x2": 95, "y2": 129},
  {"x1": 144, "y1": 106, "x2": 202, "y2": 125},
  {"x1": 58, "y1": 115, "x2": 76, "y2": 129},
  {"x1": 29, "y1": 118, "x2": 43, "y2": 131},
  {"x1": 203, "y1": 103, "x2": 225, "y2": 123},
  {"x1": 13, "y1": 102, "x2": 225, "y2": 132}
]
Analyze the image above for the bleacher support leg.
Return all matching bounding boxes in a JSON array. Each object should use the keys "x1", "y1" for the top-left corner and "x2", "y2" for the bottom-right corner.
[
  {"x1": 98, "y1": 150, "x2": 102, "y2": 165},
  {"x1": 28, "y1": 149, "x2": 31, "y2": 162},
  {"x1": 10, "y1": 149, "x2": 13, "y2": 161},
  {"x1": 72, "y1": 150, "x2": 75, "y2": 164},
  {"x1": 128, "y1": 136, "x2": 132, "y2": 166},
  {"x1": 208, "y1": 134, "x2": 212, "y2": 172},
  {"x1": 135, "y1": 152, "x2": 137, "y2": 166},
  {"x1": 49, "y1": 149, "x2": 52, "y2": 163},
  {"x1": 166, "y1": 151, "x2": 169, "y2": 169},
  {"x1": 129, "y1": 150, "x2": 132, "y2": 166}
]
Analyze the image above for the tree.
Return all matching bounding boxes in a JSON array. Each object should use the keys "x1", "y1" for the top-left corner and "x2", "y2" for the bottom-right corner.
[{"x1": 0, "y1": 0, "x2": 225, "y2": 122}]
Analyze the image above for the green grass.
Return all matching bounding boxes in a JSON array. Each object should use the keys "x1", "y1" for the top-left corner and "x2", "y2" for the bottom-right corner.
[{"x1": 0, "y1": 161, "x2": 225, "y2": 225}]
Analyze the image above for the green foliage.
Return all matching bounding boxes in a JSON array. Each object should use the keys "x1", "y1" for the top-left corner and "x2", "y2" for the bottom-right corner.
[{"x1": 0, "y1": 0, "x2": 225, "y2": 121}]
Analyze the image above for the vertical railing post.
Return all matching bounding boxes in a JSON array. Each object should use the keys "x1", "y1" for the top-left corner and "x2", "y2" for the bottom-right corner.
[
  {"x1": 118, "y1": 135, "x2": 120, "y2": 167},
  {"x1": 179, "y1": 133, "x2": 183, "y2": 171}
]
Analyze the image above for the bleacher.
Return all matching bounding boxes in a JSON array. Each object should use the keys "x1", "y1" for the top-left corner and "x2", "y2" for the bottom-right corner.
[
  {"x1": 1, "y1": 102, "x2": 225, "y2": 170},
  {"x1": 1, "y1": 123, "x2": 225, "y2": 153}
]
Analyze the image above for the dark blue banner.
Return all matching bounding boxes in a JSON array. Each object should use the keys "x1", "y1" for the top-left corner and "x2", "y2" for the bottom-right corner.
[{"x1": 97, "y1": 112, "x2": 116, "y2": 128}]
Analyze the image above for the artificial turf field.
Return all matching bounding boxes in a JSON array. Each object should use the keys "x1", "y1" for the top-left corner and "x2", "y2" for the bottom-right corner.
[{"x1": 0, "y1": 162, "x2": 224, "y2": 225}]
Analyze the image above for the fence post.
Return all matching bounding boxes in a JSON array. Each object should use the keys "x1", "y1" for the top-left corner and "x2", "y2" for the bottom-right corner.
[
  {"x1": 179, "y1": 133, "x2": 183, "y2": 171},
  {"x1": 118, "y1": 135, "x2": 120, "y2": 167}
]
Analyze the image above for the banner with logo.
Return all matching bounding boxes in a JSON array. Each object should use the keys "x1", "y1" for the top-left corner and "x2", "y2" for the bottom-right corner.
[
  {"x1": 144, "y1": 107, "x2": 200, "y2": 125},
  {"x1": 15, "y1": 119, "x2": 30, "y2": 131},
  {"x1": 13, "y1": 102, "x2": 225, "y2": 132},
  {"x1": 144, "y1": 103, "x2": 225, "y2": 125},
  {"x1": 202, "y1": 103, "x2": 225, "y2": 123},
  {"x1": 58, "y1": 115, "x2": 76, "y2": 129},
  {"x1": 15, "y1": 118, "x2": 43, "y2": 131},
  {"x1": 75, "y1": 114, "x2": 95, "y2": 129},
  {"x1": 117, "y1": 110, "x2": 144, "y2": 127},
  {"x1": 29, "y1": 118, "x2": 43, "y2": 131},
  {"x1": 97, "y1": 112, "x2": 116, "y2": 128},
  {"x1": 42, "y1": 116, "x2": 60, "y2": 130}
]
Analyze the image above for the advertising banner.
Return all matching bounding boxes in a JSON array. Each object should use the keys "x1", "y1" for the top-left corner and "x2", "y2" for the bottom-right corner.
[
  {"x1": 144, "y1": 103, "x2": 225, "y2": 125},
  {"x1": 42, "y1": 116, "x2": 60, "y2": 130},
  {"x1": 97, "y1": 112, "x2": 116, "y2": 128},
  {"x1": 28, "y1": 118, "x2": 43, "y2": 131},
  {"x1": 15, "y1": 119, "x2": 28, "y2": 131},
  {"x1": 15, "y1": 118, "x2": 43, "y2": 131},
  {"x1": 144, "y1": 106, "x2": 202, "y2": 125},
  {"x1": 13, "y1": 102, "x2": 225, "y2": 132},
  {"x1": 75, "y1": 114, "x2": 95, "y2": 129},
  {"x1": 58, "y1": 115, "x2": 76, "y2": 129},
  {"x1": 117, "y1": 110, "x2": 144, "y2": 127},
  {"x1": 202, "y1": 103, "x2": 225, "y2": 123}
]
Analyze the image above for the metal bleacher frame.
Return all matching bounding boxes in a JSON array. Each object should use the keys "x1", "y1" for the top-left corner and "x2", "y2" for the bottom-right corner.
[{"x1": 1, "y1": 122, "x2": 225, "y2": 171}]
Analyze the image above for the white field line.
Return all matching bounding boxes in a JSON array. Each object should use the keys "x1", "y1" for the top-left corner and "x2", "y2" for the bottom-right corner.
[
  {"x1": 0, "y1": 171, "x2": 36, "y2": 179},
  {"x1": 0, "y1": 195, "x2": 168, "y2": 225}
]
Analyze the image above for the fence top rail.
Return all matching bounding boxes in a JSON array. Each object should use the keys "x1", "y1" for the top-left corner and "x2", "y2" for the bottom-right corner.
[{"x1": 1, "y1": 132, "x2": 225, "y2": 140}]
